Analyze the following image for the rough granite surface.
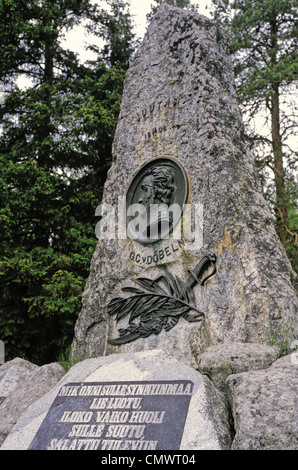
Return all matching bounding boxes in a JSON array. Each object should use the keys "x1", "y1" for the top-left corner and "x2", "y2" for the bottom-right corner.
[
  {"x1": 226, "y1": 354, "x2": 298, "y2": 450},
  {"x1": 72, "y1": 5, "x2": 298, "y2": 363},
  {"x1": 0, "y1": 358, "x2": 38, "y2": 400},
  {"x1": 196, "y1": 342, "x2": 280, "y2": 394},
  {"x1": 0, "y1": 360, "x2": 65, "y2": 446}
]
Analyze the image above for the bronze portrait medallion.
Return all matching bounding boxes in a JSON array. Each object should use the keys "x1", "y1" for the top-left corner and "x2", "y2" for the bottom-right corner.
[{"x1": 125, "y1": 156, "x2": 189, "y2": 244}]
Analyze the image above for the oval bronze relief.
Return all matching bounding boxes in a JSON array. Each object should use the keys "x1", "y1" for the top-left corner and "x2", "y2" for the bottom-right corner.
[{"x1": 125, "y1": 156, "x2": 189, "y2": 244}]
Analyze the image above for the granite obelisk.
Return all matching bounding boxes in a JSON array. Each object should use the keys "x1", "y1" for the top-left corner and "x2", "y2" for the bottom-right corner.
[{"x1": 72, "y1": 5, "x2": 297, "y2": 366}]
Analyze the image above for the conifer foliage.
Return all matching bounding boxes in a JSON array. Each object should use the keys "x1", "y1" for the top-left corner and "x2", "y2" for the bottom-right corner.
[
  {"x1": 147, "y1": 0, "x2": 198, "y2": 21},
  {"x1": 211, "y1": 0, "x2": 298, "y2": 271},
  {"x1": 0, "y1": 0, "x2": 135, "y2": 364}
]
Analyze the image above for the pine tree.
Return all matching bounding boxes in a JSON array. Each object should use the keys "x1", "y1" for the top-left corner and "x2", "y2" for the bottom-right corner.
[
  {"x1": 147, "y1": 0, "x2": 198, "y2": 21},
  {"x1": 211, "y1": 0, "x2": 298, "y2": 270},
  {"x1": 0, "y1": 0, "x2": 136, "y2": 363}
]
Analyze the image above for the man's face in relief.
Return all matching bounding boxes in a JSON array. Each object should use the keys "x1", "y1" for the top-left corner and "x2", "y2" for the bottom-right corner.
[{"x1": 138, "y1": 174, "x2": 156, "y2": 217}]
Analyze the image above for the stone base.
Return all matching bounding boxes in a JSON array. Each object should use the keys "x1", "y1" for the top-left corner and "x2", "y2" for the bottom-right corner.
[{"x1": 1, "y1": 350, "x2": 231, "y2": 450}]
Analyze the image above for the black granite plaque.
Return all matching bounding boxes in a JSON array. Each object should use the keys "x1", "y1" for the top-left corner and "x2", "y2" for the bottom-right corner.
[{"x1": 29, "y1": 380, "x2": 193, "y2": 450}]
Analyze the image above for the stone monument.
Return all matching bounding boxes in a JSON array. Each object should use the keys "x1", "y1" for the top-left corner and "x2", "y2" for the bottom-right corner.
[
  {"x1": 1, "y1": 7, "x2": 297, "y2": 451},
  {"x1": 72, "y1": 5, "x2": 297, "y2": 367}
]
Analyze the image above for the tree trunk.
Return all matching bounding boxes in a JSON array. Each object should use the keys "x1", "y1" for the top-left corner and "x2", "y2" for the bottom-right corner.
[
  {"x1": 270, "y1": 19, "x2": 289, "y2": 245},
  {"x1": 37, "y1": 17, "x2": 56, "y2": 167}
]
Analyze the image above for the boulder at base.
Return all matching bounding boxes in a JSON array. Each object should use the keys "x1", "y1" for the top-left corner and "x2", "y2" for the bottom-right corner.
[
  {"x1": 1, "y1": 350, "x2": 231, "y2": 450},
  {"x1": 0, "y1": 358, "x2": 65, "y2": 446},
  {"x1": 196, "y1": 342, "x2": 280, "y2": 394},
  {"x1": 226, "y1": 354, "x2": 298, "y2": 450}
]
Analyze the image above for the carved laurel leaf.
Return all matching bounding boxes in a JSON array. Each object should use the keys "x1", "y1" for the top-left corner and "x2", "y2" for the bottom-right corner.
[
  {"x1": 107, "y1": 271, "x2": 200, "y2": 331},
  {"x1": 156, "y1": 271, "x2": 194, "y2": 304},
  {"x1": 133, "y1": 277, "x2": 167, "y2": 295}
]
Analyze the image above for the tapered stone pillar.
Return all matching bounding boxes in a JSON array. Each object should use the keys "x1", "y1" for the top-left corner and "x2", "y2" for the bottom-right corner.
[{"x1": 72, "y1": 5, "x2": 297, "y2": 366}]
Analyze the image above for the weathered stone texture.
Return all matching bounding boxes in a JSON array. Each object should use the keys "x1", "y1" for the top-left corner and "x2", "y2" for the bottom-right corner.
[
  {"x1": 0, "y1": 359, "x2": 65, "y2": 446},
  {"x1": 0, "y1": 358, "x2": 38, "y2": 402},
  {"x1": 72, "y1": 5, "x2": 297, "y2": 363},
  {"x1": 196, "y1": 342, "x2": 279, "y2": 394},
  {"x1": 226, "y1": 354, "x2": 298, "y2": 450}
]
